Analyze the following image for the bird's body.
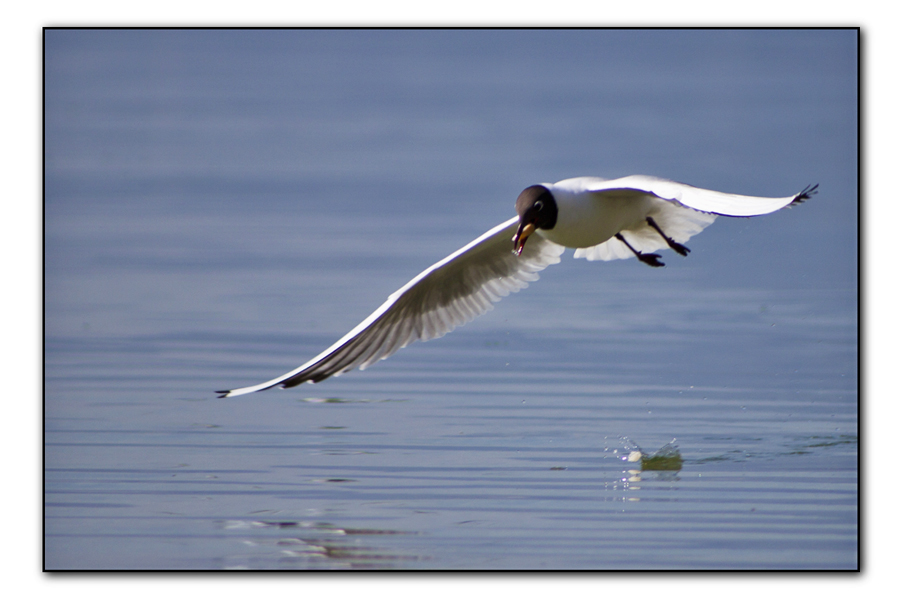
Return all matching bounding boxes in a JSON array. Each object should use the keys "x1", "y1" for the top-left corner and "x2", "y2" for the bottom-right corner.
[
  {"x1": 539, "y1": 180, "x2": 654, "y2": 248},
  {"x1": 218, "y1": 175, "x2": 816, "y2": 398}
]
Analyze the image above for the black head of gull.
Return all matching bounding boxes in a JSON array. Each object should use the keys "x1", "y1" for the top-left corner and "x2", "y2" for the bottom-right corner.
[{"x1": 514, "y1": 185, "x2": 558, "y2": 255}]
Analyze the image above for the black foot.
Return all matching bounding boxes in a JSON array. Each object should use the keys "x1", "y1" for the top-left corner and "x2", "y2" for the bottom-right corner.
[
  {"x1": 668, "y1": 240, "x2": 690, "y2": 257},
  {"x1": 616, "y1": 233, "x2": 665, "y2": 267},
  {"x1": 638, "y1": 253, "x2": 665, "y2": 267},
  {"x1": 646, "y1": 216, "x2": 690, "y2": 256}
]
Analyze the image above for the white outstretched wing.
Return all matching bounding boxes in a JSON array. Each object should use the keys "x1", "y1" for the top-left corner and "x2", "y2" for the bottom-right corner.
[
  {"x1": 218, "y1": 217, "x2": 565, "y2": 397},
  {"x1": 572, "y1": 176, "x2": 816, "y2": 262},
  {"x1": 581, "y1": 175, "x2": 814, "y2": 217}
]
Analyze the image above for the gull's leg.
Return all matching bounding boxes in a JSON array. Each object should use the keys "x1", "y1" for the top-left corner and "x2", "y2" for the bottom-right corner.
[
  {"x1": 646, "y1": 216, "x2": 690, "y2": 256},
  {"x1": 615, "y1": 233, "x2": 665, "y2": 267}
]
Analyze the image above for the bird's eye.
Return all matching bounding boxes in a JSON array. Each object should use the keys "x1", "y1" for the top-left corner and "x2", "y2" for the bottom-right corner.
[{"x1": 534, "y1": 201, "x2": 543, "y2": 210}]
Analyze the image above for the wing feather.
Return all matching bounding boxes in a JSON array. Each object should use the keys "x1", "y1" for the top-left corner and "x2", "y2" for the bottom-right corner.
[
  {"x1": 572, "y1": 176, "x2": 815, "y2": 262},
  {"x1": 579, "y1": 175, "x2": 814, "y2": 217},
  {"x1": 218, "y1": 217, "x2": 564, "y2": 397}
]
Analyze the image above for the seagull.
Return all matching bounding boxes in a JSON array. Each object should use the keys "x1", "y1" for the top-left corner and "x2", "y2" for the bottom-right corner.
[{"x1": 217, "y1": 175, "x2": 816, "y2": 397}]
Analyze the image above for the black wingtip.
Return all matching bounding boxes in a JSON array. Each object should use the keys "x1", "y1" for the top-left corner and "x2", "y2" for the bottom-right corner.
[
  {"x1": 791, "y1": 183, "x2": 819, "y2": 206},
  {"x1": 215, "y1": 390, "x2": 230, "y2": 398}
]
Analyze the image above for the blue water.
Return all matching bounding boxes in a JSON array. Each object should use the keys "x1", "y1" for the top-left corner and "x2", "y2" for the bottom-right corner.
[{"x1": 44, "y1": 28, "x2": 858, "y2": 570}]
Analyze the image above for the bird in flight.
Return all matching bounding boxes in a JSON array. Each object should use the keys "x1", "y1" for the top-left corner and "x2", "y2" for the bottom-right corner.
[{"x1": 218, "y1": 175, "x2": 816, "y2": 397}]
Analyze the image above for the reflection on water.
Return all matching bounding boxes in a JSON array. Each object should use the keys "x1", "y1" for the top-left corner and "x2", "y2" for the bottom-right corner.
[
  {"x1": 300, "y1": 397, "x2": 407, "y2": 404},
  {"x1": 220, "y1": 520, "x2": 424, "y2": 570}
]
